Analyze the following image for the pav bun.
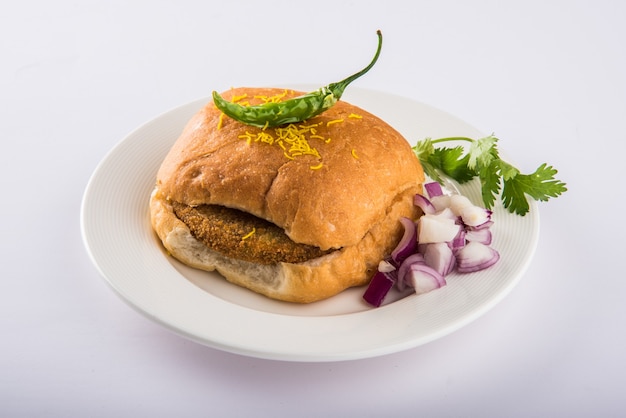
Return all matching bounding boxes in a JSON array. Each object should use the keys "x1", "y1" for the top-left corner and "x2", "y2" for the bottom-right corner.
[{"x1": 150, "y1": 87, "x2": 424, "y2": 303}]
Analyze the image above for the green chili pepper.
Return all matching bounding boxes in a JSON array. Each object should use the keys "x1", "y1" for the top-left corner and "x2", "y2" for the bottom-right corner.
[{"x1": 212, "y1": 30, "x2": 383, "y2": 128}]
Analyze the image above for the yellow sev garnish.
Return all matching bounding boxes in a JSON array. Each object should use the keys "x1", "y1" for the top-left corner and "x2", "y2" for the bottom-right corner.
[
  {"x1": 239, "y1": 122, "x2": 323, "y2": 161},
  {"x1": 241, "y1": 228, "x2": 256, "y2": 241},
  {"x1": 255, "y1": 90, "x2": 290, "y2": 103},
  {"x1": 218, "y1": 90, "x2": 364, "y2": 169},
  {"x1": 232, "y1": 93, "x2": 249, "y2": 103},
  {"x1": 326, "y1": 118, "x2": 344, "y2": 127}
]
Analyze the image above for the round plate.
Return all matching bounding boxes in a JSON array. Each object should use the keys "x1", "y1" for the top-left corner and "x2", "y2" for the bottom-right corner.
[{"x1": 81, "y1": 87, "x2": 539, "y2": 362}]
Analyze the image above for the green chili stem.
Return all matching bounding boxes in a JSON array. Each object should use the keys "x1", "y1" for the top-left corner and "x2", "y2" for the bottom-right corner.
[
  {"x1": 213, "y1": 30, "x2": 383, "y2": 128},
  {"x1": 328, "y1": 30, "x2": 383, "y2": 98}
]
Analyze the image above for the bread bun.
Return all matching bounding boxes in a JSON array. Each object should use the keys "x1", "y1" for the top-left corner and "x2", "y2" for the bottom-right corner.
[{"x1": 150, "y1": 87, "x2": 424, "y2": 303}]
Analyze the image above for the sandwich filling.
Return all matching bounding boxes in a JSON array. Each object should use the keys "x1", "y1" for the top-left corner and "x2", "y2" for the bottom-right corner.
[{"x1": 172, "y1": 202, "x2": 335, "y2": 265}]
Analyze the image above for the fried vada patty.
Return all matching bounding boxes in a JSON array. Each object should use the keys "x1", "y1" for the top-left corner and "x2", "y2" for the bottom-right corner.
[{"x1": 172, "y1": 202, "x2": 335, "y2": 265}]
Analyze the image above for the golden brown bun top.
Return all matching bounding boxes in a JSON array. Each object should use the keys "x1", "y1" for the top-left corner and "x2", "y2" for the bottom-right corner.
[{"x1": 156, "y1": 87, "x2": 424, "y2": 250}]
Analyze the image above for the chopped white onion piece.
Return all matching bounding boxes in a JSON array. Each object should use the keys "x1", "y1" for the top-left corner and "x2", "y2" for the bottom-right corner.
[
  {"x1": 417, "y1": 213, "x2": 461, "y2": 244},
  {"x1": 430, "y1": 195, "x2": 452, "y2": 212},
  {"x1": 465, "y1": 228, "x2": 492, "y2": 245},
  {"x1": 460, "y1": 205, "x2": 492, "y2": 227},
  {"x1": 378, "y1": 259, "x2": 397, "y2": 273},
  {"x1": 449, "y1": 194, "x2": 474, "y2": 216},
  {"x1": 422, "y1": 242, "x2": 456, "y2": 276}
]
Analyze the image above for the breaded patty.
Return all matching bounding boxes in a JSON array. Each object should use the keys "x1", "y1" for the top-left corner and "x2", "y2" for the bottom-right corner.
[{"x1": 172, "y1": 202, "x2": 334, "y2": 265}]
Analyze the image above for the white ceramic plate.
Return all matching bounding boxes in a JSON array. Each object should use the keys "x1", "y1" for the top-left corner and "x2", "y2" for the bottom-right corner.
[{"x1": 81, "y1": 88, "x2": 539, "y2": 362}]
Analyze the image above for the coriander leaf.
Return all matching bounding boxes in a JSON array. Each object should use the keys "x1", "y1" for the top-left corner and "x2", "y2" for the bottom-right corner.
[
  {"x1": 413, "y1": 139, "x2": 475, "y2": 183},
  {"x1": 431, "y1": 146, "x2": 475, "y2": 183},
  {"x1": 413, "y1": 137, "x2": 435, "y2": 158},
  {"x1": 498, "y1": 159, "x2": 520, "y2": 180},
  {"x1": 501, "y1": 163, "x2": 568, "y2": 215},
  {"x1": 412, "y1": 138, "x2": 442, "y2": 182},
  {"x1": 468, "y1": 135, "x2": 499, "y2": 171},
  {"x1": 477, "y1": 159, "x2": 501, "y2": 209}
]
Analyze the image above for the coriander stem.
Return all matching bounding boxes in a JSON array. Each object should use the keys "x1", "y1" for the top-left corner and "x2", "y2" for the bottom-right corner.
[{"x1": 430, "y1": 137, "x2": 475, "y2": 144}]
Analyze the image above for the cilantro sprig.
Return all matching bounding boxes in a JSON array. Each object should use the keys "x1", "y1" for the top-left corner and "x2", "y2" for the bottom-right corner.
[{"x1": 413, "y1": 135, "x2": 567, "y2": 216}]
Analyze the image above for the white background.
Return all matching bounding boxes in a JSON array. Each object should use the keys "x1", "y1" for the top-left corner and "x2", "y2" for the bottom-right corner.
[{"x1": 2, "y1": 0, "x2": 624, "y2": 416}]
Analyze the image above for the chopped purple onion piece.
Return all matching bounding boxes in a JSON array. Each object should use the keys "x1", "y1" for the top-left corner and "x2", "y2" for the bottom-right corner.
[
  {"x1": 404, "y1": 262, "x2": 447, "y2": 295},
  {"x1": 468, "y1": 220, "x2": 494, "y2": 231},
  {"x1": 413, "y1": 193, "x2": 437, "y2": 215},
  {"x1": 396, "y1": 253, "x2": 426, "y2": 291},
  {"x1": 391, "y1": 217, "x2": 418, "y2": 264},
  {"x1": 449, "y1": 228, "x2": 467, "y2": 250},
  {"x1": 362, "y1": 270, "x2": 397, "y2": 307},
  {"x1": 424, "y1": 181, "x2": 444, "y2": 198},
  {"x1": 455, "y1": 241, "x2": 500, "y2": 273},
  {"x1": 465, "y1": 228, "x2": 492, "y2": 245}
]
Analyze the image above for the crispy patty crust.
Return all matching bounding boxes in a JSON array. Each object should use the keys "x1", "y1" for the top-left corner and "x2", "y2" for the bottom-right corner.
[{"x1": 172, "y1": 202, "x2": 334, "y2": 265}]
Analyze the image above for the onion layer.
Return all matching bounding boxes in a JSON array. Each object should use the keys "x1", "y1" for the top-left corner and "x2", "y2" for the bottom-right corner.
[
  {"x1": 391, "y1": 217, "x2": 418, "y2": 264},
  {"x1": 405, "y1": 262, "x2": 446, "y2": 295},
  {"x1": 456, "y1": 242, "x2": 500, "y2": 273}
]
